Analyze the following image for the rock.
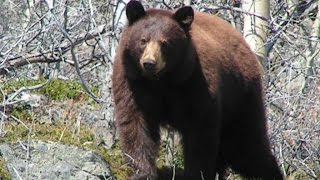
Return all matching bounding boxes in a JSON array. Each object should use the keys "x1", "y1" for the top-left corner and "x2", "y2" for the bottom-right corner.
[
  {"x1": 0, "y1": 140, "x2": 113, "y2": 180},
  {"x1": 20, "y1": 93, "x2": 48, "y2": 108},
  {"x1": 92, "y1": 120, "x2": 116, "y2": 149}
]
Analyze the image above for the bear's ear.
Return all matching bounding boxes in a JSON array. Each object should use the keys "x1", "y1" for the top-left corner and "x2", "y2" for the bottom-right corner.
[
  {"x1": 126, "y1": 1, "x2": 146, "y2": 25},
  {"x1": 173, "y1": 6, "x2": 194, "y2": 29}
]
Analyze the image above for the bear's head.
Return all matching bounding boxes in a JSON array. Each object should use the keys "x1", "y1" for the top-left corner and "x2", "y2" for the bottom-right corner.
[{"x1": 121, "y1": 1, "x2": 195, "y2": 81}]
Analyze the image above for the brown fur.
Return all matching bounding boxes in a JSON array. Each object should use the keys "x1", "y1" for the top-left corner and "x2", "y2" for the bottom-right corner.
[{"x1": 112, "y1": 1, "x2": 283, "y2": 180}]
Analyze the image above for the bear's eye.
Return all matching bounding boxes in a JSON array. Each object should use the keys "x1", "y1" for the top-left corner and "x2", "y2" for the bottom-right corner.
[{"x1": 140, "y1": 37, "x2": 148, "y2": 47}]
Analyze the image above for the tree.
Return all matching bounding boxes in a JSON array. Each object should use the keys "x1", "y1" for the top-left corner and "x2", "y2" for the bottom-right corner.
[
  {"x1": 302, "y1": 0, "x2": 320, "y2": 93},
  {"x1": 0, "y1": 0, "x2": 319, "y2": 179},
  {"x1": 243, "y1": 0, "x2": 270, "y2": 70}
]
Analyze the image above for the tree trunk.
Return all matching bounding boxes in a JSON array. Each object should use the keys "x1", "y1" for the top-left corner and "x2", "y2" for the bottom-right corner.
[
  {"x1": 243, "y1": 0, "x2": 270, "y2": 71},
  {"x1": 301, "y1": 0, "x2": 320, "y2": 93},
  {"x1": 110, "y1": 0, "x2": 130, "y2": 61},
  {"x1": 184, "y1": 0, "x2": 192, "y2": 6}
]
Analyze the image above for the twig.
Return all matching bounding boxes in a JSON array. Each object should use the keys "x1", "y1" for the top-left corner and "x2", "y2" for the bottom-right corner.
[
  {"x1": 200, "y1": 5, "x2": 269, "y2": 22},
  {"x1": 59, "y1": 125, "x2": 68, "y2": 142},
  {"x1": 50, "y1": 9, "x2": 104, "y2": 104},
  {"x1": 10, "y1": 115, "x2": 30, "y2": 130},
  {"x1": 5, "y1": 80, "x2": 49, "y2": 105},
  {"x1": 162, "y1": 0, "x2": 172, "y2": 9},
  {"x1": 12, "y1": 166, "x2": 23, "y2": 180}
]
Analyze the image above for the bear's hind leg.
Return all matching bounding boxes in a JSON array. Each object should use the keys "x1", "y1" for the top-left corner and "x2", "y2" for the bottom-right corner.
[
  {"x1": 223, "y1": 90, "x2": 283, "y2": 180},
  {"x1": 228, "y1": 145, "x2": 283, "y2": 180}
]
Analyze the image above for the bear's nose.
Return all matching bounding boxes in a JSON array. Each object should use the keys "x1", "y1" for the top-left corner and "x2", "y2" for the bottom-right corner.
[{"x1": 143, "y1": 60, "x2": 156, "y2": 72}]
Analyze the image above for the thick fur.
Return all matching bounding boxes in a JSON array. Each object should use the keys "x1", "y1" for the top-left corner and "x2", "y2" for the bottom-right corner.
[{"x1": 112, "y1": 1, "x2": 283, "y2": 180}]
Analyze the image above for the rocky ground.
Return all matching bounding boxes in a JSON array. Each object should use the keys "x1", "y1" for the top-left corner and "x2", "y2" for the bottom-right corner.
[
  {"x1": 0, "y1": 79, "x2": 125, "y2": 180},
  {"x1": 0, "y1": 141, "x2": 113, "y2": 180}
]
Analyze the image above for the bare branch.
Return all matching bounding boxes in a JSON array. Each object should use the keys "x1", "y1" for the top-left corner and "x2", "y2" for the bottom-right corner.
[{"x1": 50, "y1": 10, "x2": 104, "y2": 104}]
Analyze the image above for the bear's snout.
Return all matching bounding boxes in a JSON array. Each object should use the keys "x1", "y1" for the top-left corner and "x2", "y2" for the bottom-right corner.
[
  {"x1": 142, "y1": 59, "x2": 156, "y2": 73},
  {"x1": 140, "y1": 41, "x2": 166, "y2": 75}
]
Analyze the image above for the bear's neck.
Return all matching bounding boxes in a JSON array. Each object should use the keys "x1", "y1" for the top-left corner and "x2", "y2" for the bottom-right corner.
[{"x1": 166, "y1": 44, "x2": 197, "y2": 85}]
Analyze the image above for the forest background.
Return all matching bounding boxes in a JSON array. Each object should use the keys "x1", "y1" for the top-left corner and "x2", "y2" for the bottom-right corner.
[{"x1": 0, "y1": 0, "x2": 319, "y2": 179}]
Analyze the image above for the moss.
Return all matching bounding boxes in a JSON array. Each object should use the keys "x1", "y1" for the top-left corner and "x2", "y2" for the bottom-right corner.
[
  {"x1": 0, "y1": 79, "x2": 99, "y2": 102},
  {"x1": 40, "y1": 80, "x2": 85, "y2": 101},
  {"x1": 157, "y1": 142, "x2": 184, "y2": 170},
  {"x1": 2, "y1": 79, "x2": 43, "y2": 93},
  {"x1": 0, "y1": 123, "x2": 29, "y2": 143},
  {"x1": 286, "y1": 170, "x2": 318, "y2": 180},
  {"x1": 0, "y1": 157, "x2": 11, "y2": 180},
  {"x1": 94, "y1": 144, "x2": 132, "y2": 180},
  {"x1": 11, "y1": 106, "x2": 33, "y2": 122}
]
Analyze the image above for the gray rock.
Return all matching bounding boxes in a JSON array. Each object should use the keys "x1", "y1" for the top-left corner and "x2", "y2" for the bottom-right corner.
[
  {"x1": 20, "y1": 93, "x2": 48, "y2": 108},
  {"x1": 0, "y1": 140, "x2": 113, "y2": 180}
]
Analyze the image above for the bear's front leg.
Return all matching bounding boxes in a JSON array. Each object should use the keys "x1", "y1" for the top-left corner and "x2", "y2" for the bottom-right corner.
[
  {"x1": 115, "y1": 100, "x2": 160, "y2": 180},
  {"x1": 182, "y1": 97, "x2": 221, "y2": 180},
  {"x1": 183, "y1": 127, "x2": 220, "y2": 180}
]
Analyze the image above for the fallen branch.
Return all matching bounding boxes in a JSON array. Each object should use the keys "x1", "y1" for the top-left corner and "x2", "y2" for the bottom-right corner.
[
  {"x1": 0, "y1": 24, "x2": 108, "y2": 75},
  {"x1": 4, "y1": 80, "x2": 49, "y2": 105}
]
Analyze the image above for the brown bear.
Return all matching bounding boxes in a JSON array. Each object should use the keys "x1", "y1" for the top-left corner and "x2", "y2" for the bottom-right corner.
[{"x1": 112, "y1": 1, "x2": 283, "y2": 180}]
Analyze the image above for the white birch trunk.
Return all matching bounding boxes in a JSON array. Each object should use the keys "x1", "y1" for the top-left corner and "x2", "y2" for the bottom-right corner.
[
  {"x1": 110, "y1": 0, "x2": 130, "y2": 61},
  {"x1": 243, "y1": 0, "x2": 270, "y2": 71},
  {"x1": 301, "y1": 0, "x2": 320, "y2": 93}
]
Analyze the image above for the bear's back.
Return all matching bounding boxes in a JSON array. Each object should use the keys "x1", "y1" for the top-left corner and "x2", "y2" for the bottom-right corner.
[
  {"x1": 192, "y1": 12, "x2": 244, "y2": 50},
  {"x1": 190, "y1": 11, "x2": 261, "y2": 84},
  {"x1": 144, "y1": 9, "x2": 261, "y2": 81}
]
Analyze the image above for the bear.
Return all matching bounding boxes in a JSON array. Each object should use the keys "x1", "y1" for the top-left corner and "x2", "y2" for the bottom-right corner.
[{"x1": 111, "y1": 1, "x2": 283, "y2": 180}]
